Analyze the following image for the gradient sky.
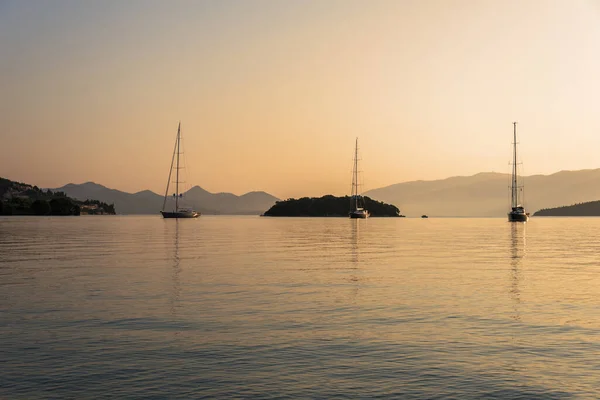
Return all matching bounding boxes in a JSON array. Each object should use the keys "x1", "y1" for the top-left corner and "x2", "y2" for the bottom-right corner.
[{"x1": 1, "y1": 0, "x2": 600, "y2": 198}]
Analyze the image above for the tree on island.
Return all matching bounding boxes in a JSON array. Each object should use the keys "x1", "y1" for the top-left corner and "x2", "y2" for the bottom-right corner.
[
  {"x1": 534, "y1": 200, "x2": 600, "y2": 217},
  {"x1": 0, "y1": 177, "x2": 115, "y2": 216},
  {"x1": 31, "y1": 199, "x2": 51, "y2": 215},
  {"x1": 49, "y1": 198, "x2": 80, "y2": 216},
  {"x1": 82, "y1": 199, "x2": 116, "y2": 214},
  {"x1": 263, "y1": 195, "x2": 400, "y2": 217}
]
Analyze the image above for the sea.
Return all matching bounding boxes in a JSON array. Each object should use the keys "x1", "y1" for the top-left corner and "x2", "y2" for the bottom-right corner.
[{"x1": 1, "y1": 216, "x2": 599, "y2": 399}]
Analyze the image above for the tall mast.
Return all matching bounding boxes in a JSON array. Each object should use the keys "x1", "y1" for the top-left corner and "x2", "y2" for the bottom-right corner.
[
  {"x1": 175, "y1": 122, "x2": 181, "y2": 211},
  {"x1": 354, "y1": 138, "x2": 359, "y2": 209},
  {"x1": 512, "y1": 122, "x2": 518, "y2": 208},
  {"x1": 162, "y1": 123, "x2": 179, "y2": 212}
]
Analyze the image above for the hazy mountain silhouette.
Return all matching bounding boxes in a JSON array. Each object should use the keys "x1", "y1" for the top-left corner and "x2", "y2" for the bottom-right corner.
[
  {"x1": 365, "y1": 169, "x2": 600, "y2": 217},
  {"x1": 54, "y1": 182, "x2": 279, "y2": 215}
]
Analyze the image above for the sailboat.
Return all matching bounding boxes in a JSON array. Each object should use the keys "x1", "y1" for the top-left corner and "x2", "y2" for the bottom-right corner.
[
  {"x1": 349, "y1": 138, "x2": 369, "y2": 219},
  {"x1": 508, "y1": 122, "x2": 529, "y2": 222},
  {"x1": 160, "y1": 122, "x2": 200, "y2": 219}
]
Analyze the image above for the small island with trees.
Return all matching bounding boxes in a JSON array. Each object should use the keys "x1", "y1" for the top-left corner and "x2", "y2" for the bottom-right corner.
[
  {"x1": 534, "y1": 200, "x2": 600, "y2": 217},
  {"x1": 262, "y1": 195, "x2": 401, "y2": 217},
  {"x1": 0, "y1": 177, "x2": 116, "y2": 216}
]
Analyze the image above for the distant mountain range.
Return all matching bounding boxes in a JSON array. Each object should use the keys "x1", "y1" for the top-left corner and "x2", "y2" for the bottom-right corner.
[
  {"x1": 47, "y1": 168, "x2": 600, "y2": 217},
  {"x1": 365, "y1": 169, "x2": 600, "y2": 217},
  {"x1": 53, "y1": 182, "x2": 279, "y2": 215}
]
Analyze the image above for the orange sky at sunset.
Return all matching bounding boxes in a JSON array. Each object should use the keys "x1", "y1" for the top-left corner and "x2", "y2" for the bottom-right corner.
[{"x1": 2, "y1": 1, "x2": 600, "y2": 198}]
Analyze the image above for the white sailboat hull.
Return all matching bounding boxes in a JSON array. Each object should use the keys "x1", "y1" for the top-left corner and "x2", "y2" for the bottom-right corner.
[
  {"x1": 349, "y1": 210, "x2": 369, "y2": 219},
  {"x1": 508, "y1": 210, "x2": 529, "y2": 222},
  {"x1": 161, "y1": 210, "x2": 199, "y2": 219}
]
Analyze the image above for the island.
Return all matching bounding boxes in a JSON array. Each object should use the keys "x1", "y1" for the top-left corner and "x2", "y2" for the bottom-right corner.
[
  {"x1": 534, "y1": 200, "x2": 600, "y2": 217},
  {"x1": 262, "y1": 195, "x2": 401, "y2": 217},
  {"x1": 0, "y1": 177, "x2": 116, "y2": 216}
]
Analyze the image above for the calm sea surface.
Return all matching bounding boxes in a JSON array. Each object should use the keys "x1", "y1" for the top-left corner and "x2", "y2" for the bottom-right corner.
[{"x1": 1, "y1": 216, "x2": 600, "y2": 399}]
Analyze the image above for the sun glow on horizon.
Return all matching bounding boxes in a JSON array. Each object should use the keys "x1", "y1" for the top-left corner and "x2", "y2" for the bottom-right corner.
[{"x1": 1, "y1": 0, "x2": 600, "y2": 198}]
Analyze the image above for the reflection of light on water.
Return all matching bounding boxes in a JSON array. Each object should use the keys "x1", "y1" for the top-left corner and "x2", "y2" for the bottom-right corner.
[
  {"x1": 509, "y1": 223, "x2": 526, "y2": 322},
  {"x1": 350, "y1": 219, "x2": 360, "y2": 266},
  {"x1": 349, "y1": 220, "x2": 364, "y2": 302},
  {"x1": 170, "y1": 220, "x2": 181, "y2": 317}
]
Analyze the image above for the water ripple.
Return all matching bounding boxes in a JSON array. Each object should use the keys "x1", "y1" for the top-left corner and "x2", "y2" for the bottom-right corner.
[{"x1": 1, "y1": 216, "x2": 600, "y2": 398}]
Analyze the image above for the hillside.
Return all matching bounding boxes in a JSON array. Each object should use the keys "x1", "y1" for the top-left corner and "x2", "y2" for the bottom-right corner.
[
  {"x1": 53, "y1": 182, "x2": 279, "y2": 215},
  {"x1": 262, "y1": 195, "x2": 400, "y2": 217},
  {"x1": 534, "y1": 201, "x2": 600, "y2": 216},
  {"x1": 0, "y1": 178, "x2": 115, "y2": 216},
  {"x1": 365, "y1": 169, "x2": 600, "y2": 217}
]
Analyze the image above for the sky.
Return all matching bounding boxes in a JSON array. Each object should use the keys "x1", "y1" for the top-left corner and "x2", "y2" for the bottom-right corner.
[{"x1": 1, "y1": 0, "x2": 600, "y2": 199}]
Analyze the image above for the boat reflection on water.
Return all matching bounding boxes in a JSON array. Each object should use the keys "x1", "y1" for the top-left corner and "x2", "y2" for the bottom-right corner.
[
  {"x1": 350, "y1": 219, "x2": 360, "y2": 265},
  {"x1": 169, "y1": 220, "x2": 182, "y2": 317},
  {"x1": 509, "y1": 223, "x2": 526, "y2": 322},
  {"x1": 348, "y1": 219, "x2": 365, "y2": 303}
]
